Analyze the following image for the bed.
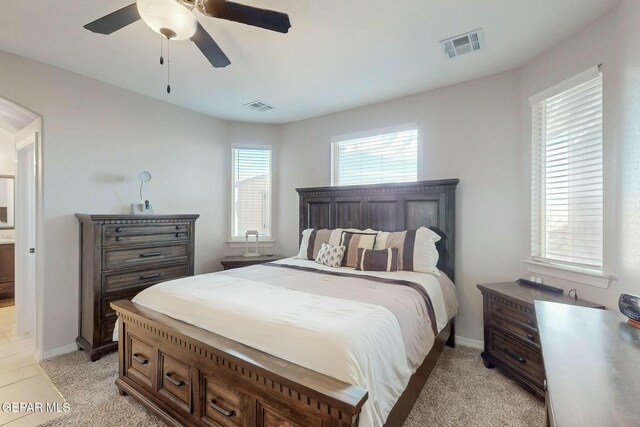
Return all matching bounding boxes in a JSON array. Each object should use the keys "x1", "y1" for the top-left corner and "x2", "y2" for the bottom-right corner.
[{"x1": 111, "y1": 179, "x2": 459, "y2": 427}]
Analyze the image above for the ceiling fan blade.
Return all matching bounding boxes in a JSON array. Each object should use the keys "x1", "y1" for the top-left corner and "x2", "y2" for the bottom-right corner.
[
  {"x1": 190, "y1": 22, "x2": 231, "y2": 68},
  {"x1": 84, "y1": 3, "x2": 141, "y2": 35},
  {"x1": 203, "y1": 0, "x2": 291, "y2": 34}
]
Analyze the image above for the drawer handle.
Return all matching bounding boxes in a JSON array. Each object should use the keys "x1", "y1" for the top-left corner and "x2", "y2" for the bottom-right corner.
[
  {"x1": 140, "y1": 273, "x2": 161, "y2": 280},
  {"x1": 210, "y1": 399, "x2": 236, "y2": 417},
  {"x1": 176, "y1": 225, "x2": 183, "y2": 230},
  {"x1": 526, "y1": 333, "x2": 535, "y2": 342},
  {"x1": 175, "y1": 233, "x2": 184, "y2": 238},
  {"x1": 115, "y1": 227, "x2": 123, "y2": 233},
  {"x1": 132, "y1": 353, "x2": 148, "y2": 365},
  {"x1": 503, "y1": 346, "x2": 526, "y2": 363},
  {"x1": 115, "y1": 237, "x2": 123, "y2": 242},
  {"x1": 140, "y1": 252, "x2": 161, "y2": 258},
  {"x1": 164, "y1": 373, "x2": 185, "y2": 387}
]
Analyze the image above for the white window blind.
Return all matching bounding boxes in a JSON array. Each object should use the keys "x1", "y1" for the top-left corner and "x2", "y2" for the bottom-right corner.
[
  {"x1": 531, "y1": 71, "x2": 603, "y2": 271},
  {"x1": 232, "y1": 147, "x2": 271, "y2": 239},
  {"x1": 331, "y1": 127, "x2": 418, "y2": 186}
]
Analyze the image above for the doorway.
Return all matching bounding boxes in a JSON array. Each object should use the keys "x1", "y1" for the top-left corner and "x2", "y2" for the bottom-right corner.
[{"x1": 0, "y1": 97, "x2": 41, "y2": 360}]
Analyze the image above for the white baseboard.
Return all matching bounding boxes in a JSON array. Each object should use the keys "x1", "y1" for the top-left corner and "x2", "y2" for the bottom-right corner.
[
  {"x1": 455, "y1": 335, "x2": 484, "y2": 350},
  {"x1": 42, "y1": 343, "x2": 78, "y2": 360}
]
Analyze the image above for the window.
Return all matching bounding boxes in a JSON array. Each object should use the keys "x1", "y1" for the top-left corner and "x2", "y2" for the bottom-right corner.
[
  {"x1": 231, "y1": 147, "x2": 271, "y2": 239},
  {"x1": 331, "y1": 126, "x2": 418, "y2": 186},
  {"x1": 530, "y1": 68, "x2": 603, "y2": 271}
]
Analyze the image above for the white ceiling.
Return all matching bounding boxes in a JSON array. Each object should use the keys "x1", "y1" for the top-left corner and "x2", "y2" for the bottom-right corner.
[{"x1": 0, "y1": 0, "x2": 620, "y2": 124}]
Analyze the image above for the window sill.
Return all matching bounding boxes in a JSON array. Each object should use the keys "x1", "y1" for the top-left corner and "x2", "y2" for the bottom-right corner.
[
  {"x1": 227, "y1": 239, "x2": 275, "y2": 249},
  {"x1": 521, "y1": 259, "x2": 612, "y2": 289}
]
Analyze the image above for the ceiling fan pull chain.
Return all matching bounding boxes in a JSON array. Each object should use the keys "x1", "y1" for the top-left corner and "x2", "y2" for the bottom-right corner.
[
  {"x1": 160, "y1": 34, "x2": 164, "y2": 65},
  {"x1": 167, "y1": 39, "x2": 171, "y2": 94}
]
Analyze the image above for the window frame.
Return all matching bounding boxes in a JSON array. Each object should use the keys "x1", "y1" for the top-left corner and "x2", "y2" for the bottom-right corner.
[
  {"x1": 229, "y1": 144, "x2": 273, "y2": 242},
  {"x1": 330, "y1": 124, "x2": 418, "y2": 187},
  {"x1": 527, "y1": 66, "x2": 611, "y2": 288}
]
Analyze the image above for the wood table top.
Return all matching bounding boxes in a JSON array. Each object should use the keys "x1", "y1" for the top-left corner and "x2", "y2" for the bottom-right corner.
[
  {"x1": 221, "y1": 254, "x2": 283, "y2": 263},
  {"x1": 477, "y1": 282, "x2": 605, "y2": 309},
  {"x1": 536, "y1": 301, "x2": 640, "y2": 427}
]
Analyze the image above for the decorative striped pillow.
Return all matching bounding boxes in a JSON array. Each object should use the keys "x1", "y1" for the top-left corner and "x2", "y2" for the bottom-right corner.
[
  {"x1": 356, "y1": 248, "x2": 399, "y2": 272},
  {"x1": 371, "y1": 227, "x2": 441, "y2": 275},
  {"x1": 315, "y1": 243, "x2": 346, "y2": 268},
  {"x1": 296, "y1": 229, "x2": 345, "y2": 260},
  {"x1": 340, "y1": 231, "x2": 377, "y2": 268}
]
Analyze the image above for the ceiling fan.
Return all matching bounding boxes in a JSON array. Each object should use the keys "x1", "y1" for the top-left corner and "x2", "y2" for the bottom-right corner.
[{"x1": 84, "y1": 0, "x2": 291, "y2": 88}]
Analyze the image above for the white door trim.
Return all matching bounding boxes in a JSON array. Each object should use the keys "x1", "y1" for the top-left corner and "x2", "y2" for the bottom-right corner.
[{"x1": 15, "y1": 135, "x2": 36, "y2": 338}]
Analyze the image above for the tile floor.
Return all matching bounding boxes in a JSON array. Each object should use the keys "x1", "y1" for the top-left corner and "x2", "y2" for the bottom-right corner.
[{"x1": 0, "y1": 306, "x2": 65, "y2": 426}]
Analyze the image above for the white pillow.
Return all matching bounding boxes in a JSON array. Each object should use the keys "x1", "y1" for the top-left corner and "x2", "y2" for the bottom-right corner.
[{"x1": 366, "y1": 227, "x2": 441, "y2": 275}]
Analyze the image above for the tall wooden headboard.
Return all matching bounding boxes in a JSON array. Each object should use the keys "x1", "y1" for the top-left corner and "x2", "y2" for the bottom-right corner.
[{"x1": 296, "y1": 179, "x2": 459, "y2": 280}]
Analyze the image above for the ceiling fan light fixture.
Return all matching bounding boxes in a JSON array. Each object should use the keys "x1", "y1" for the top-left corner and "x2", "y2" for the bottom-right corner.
[{"x1": 137, "y1": 0, "x2": 197, "y2": 40}]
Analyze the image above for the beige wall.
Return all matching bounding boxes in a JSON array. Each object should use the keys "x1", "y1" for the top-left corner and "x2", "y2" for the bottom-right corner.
[
  {"x1": 0, "y1": 51, "x2": 278, "y2": 355},
  {"x1": 0, "y1": 127, "x2": 14, "y2": 175},
  {"x1": 276, "y1": 69, "x2": 527, "y2": 343},
  {"x1": 520, "y1": 0, "x2": 640, "y2": 310}
]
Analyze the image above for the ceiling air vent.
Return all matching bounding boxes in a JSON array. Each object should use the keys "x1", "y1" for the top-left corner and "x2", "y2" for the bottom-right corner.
[
  {"x1": 440, "y1": 29, "x2": 484, "y2": 59},
  {"x1": 245, "y1": 100, "x2": 275, "y2": 112}
]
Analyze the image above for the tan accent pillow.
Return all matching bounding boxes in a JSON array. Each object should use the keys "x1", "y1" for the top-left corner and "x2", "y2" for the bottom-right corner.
[{"x1": 340, "y1": 231, "x2": 377, "y2": 268}]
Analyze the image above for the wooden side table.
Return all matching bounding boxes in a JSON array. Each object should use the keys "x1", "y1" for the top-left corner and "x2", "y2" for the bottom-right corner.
[
  {"x1": 221, "y1": 255, "x2": 283, "y2": 270},
  {"x1": 477, "y1": 282, "x2": 604, "y2": 399}
]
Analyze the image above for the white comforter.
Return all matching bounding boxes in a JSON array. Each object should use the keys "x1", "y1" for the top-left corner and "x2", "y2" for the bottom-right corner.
[{"x1": 124, "y1": 258, "x2": 456, "y2": 427}]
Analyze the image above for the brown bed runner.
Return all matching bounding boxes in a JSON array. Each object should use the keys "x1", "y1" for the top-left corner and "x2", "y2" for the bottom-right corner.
[{"x1": 263, "y1": 262, "x2": 439, "y2": 336}]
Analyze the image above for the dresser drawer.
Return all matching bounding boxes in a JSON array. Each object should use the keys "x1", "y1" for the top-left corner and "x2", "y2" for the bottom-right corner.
[
  {"x1": 491, "y1": 313, "x2": 540, "y2": 347},
  {"x1": 489, "y1": 299, "x2": 537, "y2": 329},
  {"x1": 101, "y1": 316, "x2": 117, "y2": 344},
  {"x1": 102, "y1": 263, "x2": 188, "y2": 294},
  {"x1": 103, "y1": 244, "x2": 189, "y2": 270},
  {"x1": 202, "y1": 376, "x2": 246, "y2": 427},
  {"x1": 104, "y1": 223, "x2": 189, "y2": 237},
  {"x1": 102, "y1": 291, "x2": 145, "y2": 321},
  {"x1": 490, "y1": 329, "x2": 544, "y2": 382},
  {"x1": 104, "y1": 231, "x2": 189, "y2": 247},
  {"x1": 127, "y1": 335, "x2": 155, "y2": 389},
  {"x1": 159, "y1": 352, "x2": 192, "y2": 414}
]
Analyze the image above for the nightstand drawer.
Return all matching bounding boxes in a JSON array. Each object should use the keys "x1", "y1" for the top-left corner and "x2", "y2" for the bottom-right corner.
[
  {"x1": 490, "y1": 329, "x2": 544, "y2": 382},
  {"x1": 489, "y1": 299, "x2": 537, "y2": 329},
  {"x1": 491, "y1": 313, "x2": 540, "y2": 347}
]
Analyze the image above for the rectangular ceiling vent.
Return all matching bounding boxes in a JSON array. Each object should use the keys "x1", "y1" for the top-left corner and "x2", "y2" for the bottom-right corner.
[
  {"x1": 245, "y1": 100, "x2": 275, "y2": 112},
  {"x1": 440, "y1": 29, "x2": 484, "y2": 59}
]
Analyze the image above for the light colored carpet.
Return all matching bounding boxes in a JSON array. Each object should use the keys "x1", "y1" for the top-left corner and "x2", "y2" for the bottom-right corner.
[{"x1": 39, "y1": 346, "x2": 543, "y2": 426}]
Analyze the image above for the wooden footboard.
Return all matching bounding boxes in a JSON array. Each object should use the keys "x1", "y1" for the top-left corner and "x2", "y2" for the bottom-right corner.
[
  {"x1": 112, "y1": 299, "x2": 454, "y2": 427},
  {"x1": 112, "y1": 299, "x2": 368, "y2": 427}
]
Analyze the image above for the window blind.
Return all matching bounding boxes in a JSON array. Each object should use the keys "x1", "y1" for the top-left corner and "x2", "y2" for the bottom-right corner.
[
  {"x1": 331, "y1": 128, "x2": 418, "y2": 186},
  {"x1": 232, "y1": 147, "x2": 271, "y2": 238},
  {"x1": 531, "y1": 72, "x2": 603, "y2": 270}
]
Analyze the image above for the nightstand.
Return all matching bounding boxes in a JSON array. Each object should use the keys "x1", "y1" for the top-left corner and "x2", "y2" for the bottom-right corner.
[
  {"x1": 476, "y1": 282, "x2": 604, "y2": 399},
  {"x1": 221, "y1": 255, "x2": 283, "y2": 270}
]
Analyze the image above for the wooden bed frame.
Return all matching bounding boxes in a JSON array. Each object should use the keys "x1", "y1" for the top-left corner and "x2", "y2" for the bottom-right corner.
[{"x1": 112, "y1": 179, "x2": 459, "y2": 427}]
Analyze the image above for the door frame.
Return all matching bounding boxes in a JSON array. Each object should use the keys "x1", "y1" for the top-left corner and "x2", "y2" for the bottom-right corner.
[
  {"x1": 14, "y1": 119, "x2": 43, "y2": 360},
  {"x1": 15, "y1": 134, "x2": 36, "y2": 338}
]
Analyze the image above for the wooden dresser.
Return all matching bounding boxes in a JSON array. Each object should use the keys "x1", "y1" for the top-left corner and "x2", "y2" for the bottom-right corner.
[
  {"x1": 536, "y1": 301, "x2": 640, "y2": 427},
  {"x1": 477, "y1": 282, "x2": 604, "y2": 398},
  {"x1": 76, "y1": 214, "x2": 199, "y2": 361}
]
